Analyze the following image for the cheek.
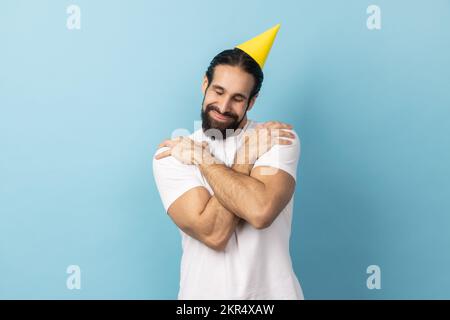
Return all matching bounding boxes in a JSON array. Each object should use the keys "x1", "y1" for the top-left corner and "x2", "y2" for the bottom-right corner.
[
  {"x1": 233, "y1": 102, "x2": 247, "y2": 115},
  {"x1": 203, "y1": 92, "x2": 216, "y2": 107}
]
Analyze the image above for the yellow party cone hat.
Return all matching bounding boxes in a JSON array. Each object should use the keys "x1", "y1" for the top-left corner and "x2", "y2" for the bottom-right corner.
[{"x1": 236, "y1": 24, "x2": 280, "y2": 69}]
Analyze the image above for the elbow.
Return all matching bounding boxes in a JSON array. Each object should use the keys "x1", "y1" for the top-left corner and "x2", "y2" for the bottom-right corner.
[
  {"x1": 249, "y1": 207, "x2": 276, "y2": 230},
  {"x1": 208, "y1": 241, "x2": 227, "y2": 251},
  {"x1": 203, "y1": 235, "x2": 228, "y2": 251},
  {"x1": 251, "y1": 217, "x2": 273, "y2": 230}
]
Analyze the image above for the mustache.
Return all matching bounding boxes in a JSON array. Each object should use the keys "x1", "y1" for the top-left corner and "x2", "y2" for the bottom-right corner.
[{"x1": 205, "y1": 104, "x2": 238, "y2": 120}]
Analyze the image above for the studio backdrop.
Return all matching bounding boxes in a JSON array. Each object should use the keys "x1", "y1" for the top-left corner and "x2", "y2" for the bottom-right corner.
[{"x1": 1, "y1": 0, "x2": 449, "y2": 299}]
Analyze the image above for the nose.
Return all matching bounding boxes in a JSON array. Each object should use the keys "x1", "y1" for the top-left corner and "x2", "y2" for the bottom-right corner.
[{"x1": 216, "y1": 95, "x2": 233, "y2": 114}]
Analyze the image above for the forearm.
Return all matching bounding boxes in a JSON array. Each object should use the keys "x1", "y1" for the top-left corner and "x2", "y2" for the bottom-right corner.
[
  {"x1": 193, "y1": 160, "x2": 255, "y2": 249},
  {"x1": 195, "y1": 195, "x2": 240, "y2": 251},
  {"x1": 198, "y1": 162, "x2": 269, "y2": 228}
]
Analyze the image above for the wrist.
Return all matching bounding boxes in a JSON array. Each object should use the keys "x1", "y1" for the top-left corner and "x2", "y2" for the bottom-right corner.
[
  {"x1": 233, "y1": 147, "x2": 255, "y2": 175},
  {"x1": 235, "y1": 146, "x2": 257, "y2": 165},
  {"x1": 231, "y1": 163, "x2": 253, "y2": 175},
  {"x1": 194, "y1": 149, "x2": 222, "y2": 167}
]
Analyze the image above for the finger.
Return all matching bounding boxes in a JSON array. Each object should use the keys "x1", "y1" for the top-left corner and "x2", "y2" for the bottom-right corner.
[
  {"x1": 254, "y1": 128, "x2": 268, "y2": 138},
  {"x1": 154, "y1": 150, "x2": 172, "y2": 160},
  {"x1": 274, "y1": 138, "x2": 293, "y2": 145},
  {"x1": 276, "y1": 129, "x2": 296, "y2": 139},
  {"x1": 158, "y1": 139, "x2": 173, "y2": 148},
  {"x1": 267, "y1": 121, "x2": 292, "y2": 129},
  {"x1": 263, "y1": 121, "x2": 275, "y2": 128},
  {"x1": 265, "y1": 128, "x2": 294, "y2": 139},
  {"x1": 256, "y1": 122, "x2": 268, "y2": 129}
]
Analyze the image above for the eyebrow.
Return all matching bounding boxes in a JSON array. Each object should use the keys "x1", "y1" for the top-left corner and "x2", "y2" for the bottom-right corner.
[{"x1": 211, "y1": 84, "x2": 248, "y2": 100}]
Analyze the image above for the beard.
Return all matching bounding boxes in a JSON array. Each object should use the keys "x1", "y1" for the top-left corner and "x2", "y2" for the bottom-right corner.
[{"x1": 201, "y1": 102, "x2": 245, "y2": 140}]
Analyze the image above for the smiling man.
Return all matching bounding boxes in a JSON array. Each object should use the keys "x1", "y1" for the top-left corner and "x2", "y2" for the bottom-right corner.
[{"x1": 152, "y1": 25, "x2": 304, "y2": 300}]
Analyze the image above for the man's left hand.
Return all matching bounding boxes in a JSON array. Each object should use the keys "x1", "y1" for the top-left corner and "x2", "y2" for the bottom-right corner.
[{"x1": 155, "y1": 137, "x2": 215, "y2": 165}]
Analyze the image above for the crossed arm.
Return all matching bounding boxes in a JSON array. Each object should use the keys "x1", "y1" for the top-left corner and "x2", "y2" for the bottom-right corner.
[
  {"x1": 155, "y1": 122, "x2": 297, "y2": 251},
  {"x1": 166, "y1": 161, "x2": 252, "y2": 251},
  {"x1": 198, "y1": 161, "x2": 296, "y2": 230}
]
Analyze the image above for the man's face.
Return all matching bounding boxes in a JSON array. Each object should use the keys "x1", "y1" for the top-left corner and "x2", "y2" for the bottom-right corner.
[{"x1": 201, "y1": 65, "x2": 256, "y2": 139}]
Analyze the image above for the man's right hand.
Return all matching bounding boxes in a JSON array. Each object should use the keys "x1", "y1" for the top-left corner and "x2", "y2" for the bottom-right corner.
[{"x1": 235, "y1": 121, "x2": 296, "y2": 166}]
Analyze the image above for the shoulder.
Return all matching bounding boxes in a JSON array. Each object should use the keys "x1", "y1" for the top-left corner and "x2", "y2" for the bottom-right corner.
[
  {"x1": 152, "y1": 147, "x2": 179, "y2": 177},
  {"x1": 263, "y1": 129, "x2": 301, "y2": 161},
  {"x1": 152, "y1": 129, "x2": 204, "y2": 176},
  {"x1": 287, "y1": 129, "x2": 301, "y2": 155},
  {"x1": 249, "y1": 120, "x2": 301, "y2": 155},
  {"x1": 252, "y1": 124, "x2": 301, "y2": 181}
]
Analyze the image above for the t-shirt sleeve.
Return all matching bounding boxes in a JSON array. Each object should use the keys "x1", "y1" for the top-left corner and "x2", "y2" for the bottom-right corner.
[
  {"x1": 152, "y1": 147, "x2": 205, "y2": 212},
  {"x1": 252, "y1": 130, "x2": 301, "y2": 181}
]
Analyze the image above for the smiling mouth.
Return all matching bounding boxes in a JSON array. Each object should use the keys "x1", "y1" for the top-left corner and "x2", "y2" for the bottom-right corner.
[{"x1": 210, "y1": 110, "x2": 231, "y2": 121}]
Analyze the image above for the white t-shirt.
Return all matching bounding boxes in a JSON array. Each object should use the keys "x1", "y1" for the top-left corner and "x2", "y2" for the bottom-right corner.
[{"x1": 152, "y1": 119, "x2": 304, "y2": 300}]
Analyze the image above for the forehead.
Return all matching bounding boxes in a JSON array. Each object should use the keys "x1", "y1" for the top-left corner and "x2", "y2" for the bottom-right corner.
[{"x1": 211, "y1": 65, "x2": 254, "y2": 95}]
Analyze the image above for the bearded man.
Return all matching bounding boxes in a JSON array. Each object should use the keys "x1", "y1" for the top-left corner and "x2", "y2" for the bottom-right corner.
[{"x1": 153, "y1": 25, "x2": 304, "y2": 300}]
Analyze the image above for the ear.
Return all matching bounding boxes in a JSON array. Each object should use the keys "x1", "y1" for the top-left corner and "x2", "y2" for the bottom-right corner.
[
  {"x1": 201, "y1": 75, "x2": 209, "y2": 94},
  {"x1": 246, "y1": 94, "x2": 258, "y2": 112}
]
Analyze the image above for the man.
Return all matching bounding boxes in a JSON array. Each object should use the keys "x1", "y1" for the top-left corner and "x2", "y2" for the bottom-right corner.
[{"x1": 153, "y1": 25, "x2": 304, "y2": 299}]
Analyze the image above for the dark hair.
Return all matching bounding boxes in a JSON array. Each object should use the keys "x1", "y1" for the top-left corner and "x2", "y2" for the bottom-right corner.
[{"x1": 205, "y1": 48, "x2": 264, "y2": 102}]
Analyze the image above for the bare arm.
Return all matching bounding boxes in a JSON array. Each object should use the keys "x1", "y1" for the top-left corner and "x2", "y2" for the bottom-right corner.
[
  {"x1": 161, "y1": 149, "x2": 253, "y2": 251},
  {"x1": 167, "y1": 187, "x2": 240, "y2": 251},
  {"x1": 198, "y1": 161, "x2": 296, "y2": 230},
  {"x1": 195, "y1": 122, "x2": 297, "y2": 229},
  {"x1": 155, "y1": 121, "x2": 296, "y2": 248}
]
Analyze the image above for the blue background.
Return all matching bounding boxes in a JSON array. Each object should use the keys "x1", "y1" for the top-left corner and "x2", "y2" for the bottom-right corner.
[{"x1": 1, "y1": 0, "x2": 449, "y2": 299}]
